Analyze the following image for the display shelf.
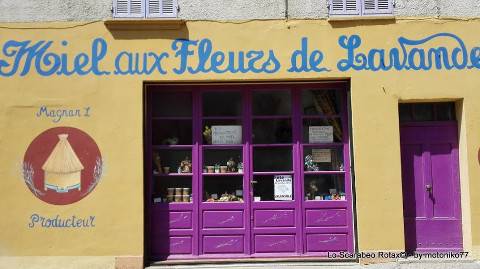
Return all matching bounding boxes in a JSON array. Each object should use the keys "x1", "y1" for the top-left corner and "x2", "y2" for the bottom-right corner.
[
  {"x1": 302, "y1": 115, "x2": 341, "y2": 119},
  {"x1": 201, "y1": 144, "x2": 243, "y2": 149},
  {"x1": 152, "y1": 145, "x2": 193, "y2": 149},
  {"x1": 252, "y1": 171, "x2": 294, "y2": 175},
  {"x1": 202, "y1": 173, "x2": 244, "y2": 176},
  {"x1": 252, "y1": 115, "x2": 291, "y2": 120},
  {"x1": 302, "y1": 143, "x2": 344, "y2": 147},
  {"x1": 202, "y1": 116, "x2": 243, "y2": 120},
  {"x1": 152, "y1": 117, "x2": 192, "y2": 120},
  {"x1": 252, "y1": 143, "x2": 293, "y2": 147},
  {"x1": 153, "y1": 173, "x2": 193, "y2": 177},
  {"x1": 303, "y1": 171, "x2": 345, "y2": 175}
]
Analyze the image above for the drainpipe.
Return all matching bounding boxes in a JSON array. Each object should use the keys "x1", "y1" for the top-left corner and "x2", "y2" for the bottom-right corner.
[{"x1": 285, "y1": 0, "x2": 289, "y2": 19}]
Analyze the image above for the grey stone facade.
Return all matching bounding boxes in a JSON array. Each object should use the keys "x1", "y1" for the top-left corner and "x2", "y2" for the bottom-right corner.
[{"x1": 0, "y1": 0, "x2": 479, "y2": 22}]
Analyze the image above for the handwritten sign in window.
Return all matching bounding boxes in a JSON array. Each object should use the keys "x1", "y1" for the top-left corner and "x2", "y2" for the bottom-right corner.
[
  {"x1": 312, "y1": 149, "x2": 332, "y2": 163},
  {"x1": 309, "y1": 126, "x2": 333, "y2": 143},
  {"x1": 212, "y1": 125, "x2": 242, "y2": 145},
  {"x1": 274, "y1": 175, "x2": 293, "y2": 201}
]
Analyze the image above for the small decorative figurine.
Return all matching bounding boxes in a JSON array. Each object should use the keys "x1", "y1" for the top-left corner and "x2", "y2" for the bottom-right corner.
[
  {"x1": 305, "y1": 155, "x2": 319, "y2": 171},
  {"x1": 203, "y1": 126, "x2": 212, "y2": 144},
  {"x1": 180, "y1": 156, "x2": 192, "y2": 173},
  {"x1": 307, "y1": 180, "x2": 319, "y2": 200},
  {"x1": 162, "y1": 137, "x2": 179, "y2": 145},
  {"x1": 226, "y1": 157, "x2": 237, "y2": 172},
  {"x1": 237, "y1": 162, "x2": 243, "y2": 173},
  {"x1": 153, "y1": 151, "x2": 162, "y2": 174},
  {"x1": 214, "y1": 164, "x2": 220, "y2": 173}
]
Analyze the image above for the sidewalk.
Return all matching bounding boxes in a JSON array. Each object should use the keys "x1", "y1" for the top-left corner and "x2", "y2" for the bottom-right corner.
[{"x1": 148, "y1": 259, "x2": 480, "y2": 269}]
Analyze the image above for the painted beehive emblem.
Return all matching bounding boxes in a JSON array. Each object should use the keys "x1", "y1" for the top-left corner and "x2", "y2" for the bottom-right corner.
[
  {"x1": 23, "y1": 127, "x2": 102, "y2": 205},
  {"x1": 41, "y1": 134, "x2": 84, "y2": 192}
]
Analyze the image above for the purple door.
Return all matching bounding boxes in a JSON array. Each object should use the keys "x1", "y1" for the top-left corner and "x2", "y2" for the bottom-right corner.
[
  {"x1": 146, "y1": 84, "x2": 355, "y2": 260},
  {"x1": 400, "y1": 122, "x2": 462, "y2": 253}
]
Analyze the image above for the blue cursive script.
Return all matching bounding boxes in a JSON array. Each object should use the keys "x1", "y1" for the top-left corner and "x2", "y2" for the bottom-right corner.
[{"x1": 337, "y1": 33, "x2": 480, "y2": 71}]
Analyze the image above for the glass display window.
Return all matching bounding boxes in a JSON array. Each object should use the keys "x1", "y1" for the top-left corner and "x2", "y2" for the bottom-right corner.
[{"x1": 145, "y1": 83, "x2": 354, "y2": 259}]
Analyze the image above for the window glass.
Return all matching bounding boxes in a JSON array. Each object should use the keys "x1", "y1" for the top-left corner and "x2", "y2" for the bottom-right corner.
[
  {"x1": 203, "y1": 91, "x2": 242, "y2": 117},
  {"x1": 253, "y1": 119, "x2": 292, "y2": 144},
  {"x1": 302, "y1": 89, "x2": 341, "y2": 116},
  {"x1": 435, "y1": 103, "x2": 456, "y2": 121},
  {"x1": 304, "y1": 175, "x2": 345, "y2": 201},
  {"x1": 413, "y1": 103, "x2": 434, "y2": 121},
  {"x1": 203, "y1": 149, "x2": 243, "y2": 174},
  {"x1": 253, "y1": 147, "x2": 292, "y2": 172},
  {"x1": 152, "y1": 120, "x2": 192, "y2": 145},
  {"x1": 303, "y1": 118, "x2": 343, "y2": 143},
  {"x1": 203, "y1": 176, "x2": 243, "y2": 202},
  {"x1": 203, "y1": 119, "x2": 243, "y2": 145},
  {"x1": 151, "y1": 91, "x2": 192, "y2": 117},
  {"x1": 253, "y1": 174, "x2": 294, "y2": 202},
  {"x1": 253, "y1": 91, "x2": 291, "y2": 116},
  {"x1": 303, "y1": 147, "x2": 344, "y2": 171}
]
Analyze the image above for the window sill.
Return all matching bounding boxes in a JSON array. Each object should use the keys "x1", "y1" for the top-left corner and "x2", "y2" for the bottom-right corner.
[
  {"x1": 104, "y1": 18, "x2": 185, "y2": 30},
  {"x1": 328, "y1": 15, "x2": 395, "y2": 22}
]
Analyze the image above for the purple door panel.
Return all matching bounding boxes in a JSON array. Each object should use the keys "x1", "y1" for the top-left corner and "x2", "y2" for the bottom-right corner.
[
  {"x1": 306, "y1": 234, "x2": 348, "y2": 252},
  {"x1": 306, "y1": 209, "x2": 347, "y2": 227},
  {"x1": 400, "y1": 123, "x2": 462, "y2": 253},
  {"x1": 203, "y1": 211, "x2": 244, "y2": 228},
  {"x1": 254, "y1": 234, "x2": 296, "y2": 253},
  {"x1": 254, "y1": 210, "x2": 296, "y2": 227},
  {"x1": 203, "y1": 235, "x2": 245, "y2": 254}
]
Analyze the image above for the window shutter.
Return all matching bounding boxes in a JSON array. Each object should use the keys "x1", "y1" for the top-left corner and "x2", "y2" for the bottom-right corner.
[
  {"x1": 363, "y1": 0, "x2": 393, "y2": 15},
  {"x1": 329, "y1": 0, "x2": 360, "y2": 16},
  {"x1": 114, "y1": 0, "x2": 145, "y2": 18},
  {"x1": 147, "y1": 0, "x2": 177, "y2": 18}
]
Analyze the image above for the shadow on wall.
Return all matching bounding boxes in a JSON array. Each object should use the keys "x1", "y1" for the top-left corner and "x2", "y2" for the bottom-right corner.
[
  {"x1": 329, "y1": 18, "x2": 396, "y2": 29},
  {"x1": 105, "y1": 21, "x2": 189, "y2": 40}
]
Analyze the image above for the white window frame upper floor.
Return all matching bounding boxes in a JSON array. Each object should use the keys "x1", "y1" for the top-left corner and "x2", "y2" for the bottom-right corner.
[
  {"x1": 329, "y1": 0, "x2": 393, "y2": 17},
  {"x1": 113, "y1": 0, "x2": 178, "y2": 18}
]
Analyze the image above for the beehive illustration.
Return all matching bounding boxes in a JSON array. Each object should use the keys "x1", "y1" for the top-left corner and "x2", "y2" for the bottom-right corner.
[{"x1": 42, "y1": 134, "x2": 84, "y2": 192}]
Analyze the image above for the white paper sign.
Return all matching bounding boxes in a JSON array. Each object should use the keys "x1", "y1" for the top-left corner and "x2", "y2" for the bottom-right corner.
[
  {"x1": 274, "y1": 175, "x2": 293, "y2": 201},
  {"x1": 309, "y1": 126, "x2": 334, "y2": 143},
  {"x1": 312, "y1": 149, "x2": 332, "y2": 163},
  {"x1": 212, "y1": 125, "x2": 242, "y2": 144}
]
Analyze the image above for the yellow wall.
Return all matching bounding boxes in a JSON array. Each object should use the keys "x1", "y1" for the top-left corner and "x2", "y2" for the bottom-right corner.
[{"x1": 1, "y1": 18, "x2": 480, "y2": 266}]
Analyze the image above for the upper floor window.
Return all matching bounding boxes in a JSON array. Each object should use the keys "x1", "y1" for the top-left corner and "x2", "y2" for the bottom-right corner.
[
  {"x1": 329, "y1": 0, "x2": 393, "y2": 16},
  {"x1": 113, "y1": 0, "x2": 177, "y2": 18}
]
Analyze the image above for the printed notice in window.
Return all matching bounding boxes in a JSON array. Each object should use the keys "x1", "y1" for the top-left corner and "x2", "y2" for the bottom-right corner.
[
  {"x1": 309, "y1": 126, "x2": 334, "y2": 143},
  {"x1": 274, "y1": 175, "x2": 293, "y2": 201},
  {"x1": 212, "y1": 125, "x2": 242, "y2": 144}
]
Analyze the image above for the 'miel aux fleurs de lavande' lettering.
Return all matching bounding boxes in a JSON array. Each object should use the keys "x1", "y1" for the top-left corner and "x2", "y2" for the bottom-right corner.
[{"x1": 0, "y1": 32, "x2": 479, "y2": 77}]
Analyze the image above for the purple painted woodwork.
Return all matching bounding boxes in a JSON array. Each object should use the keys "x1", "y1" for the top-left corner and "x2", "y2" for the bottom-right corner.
[
  {"x1": 203, "y1": 235, "x2": 245, "y2": 254},
  {"x1": 306, "y1": 234, "x2": 347, "y2": 252},
  {"x1": 400, "y1": 122, "x2": 462, "y2": 253},
  {"x1": 306, "y1": 209, "x2": 347, "y2": 227},
  {"x1": 169, "y1": 211, "x2": 192, "y2": 229},
  {"x1": 146, "y1": 83, "x2": 354, "y2": 260},
  {"x1": 203, "y1": 211, "x2": 244, "y2": 228},
  {"x1": 254, "y1": 235, "x2": 296, "y2": 253},
  {"x1": 254, "y1": 210, "x2": 295, "y2": 227}
]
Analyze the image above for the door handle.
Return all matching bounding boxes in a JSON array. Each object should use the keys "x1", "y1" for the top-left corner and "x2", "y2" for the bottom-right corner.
[
  {"x1": 250, "y1": 180, "x2": 258, "y2": 184},
  {"x1": 426, "y1": 184, "x2": 432, "y2": 193}
]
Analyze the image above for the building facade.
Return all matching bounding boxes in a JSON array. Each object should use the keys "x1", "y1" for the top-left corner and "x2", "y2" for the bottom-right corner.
[{"x1": 0, "y1": 1, "x2": 480, "y2": 268}]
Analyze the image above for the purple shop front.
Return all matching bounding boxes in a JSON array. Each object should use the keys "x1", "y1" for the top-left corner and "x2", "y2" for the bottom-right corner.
[{"x1": 145, "y1": 82, "x2": 355, "y2": 260}]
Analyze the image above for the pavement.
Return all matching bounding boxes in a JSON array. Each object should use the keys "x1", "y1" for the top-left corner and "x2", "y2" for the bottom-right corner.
[{"x1": 148, "y1": 259, "x2": 480, "y2": 269}]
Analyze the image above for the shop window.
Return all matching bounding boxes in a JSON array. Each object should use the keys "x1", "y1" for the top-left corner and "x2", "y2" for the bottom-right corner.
[
  {"x1": 113, "y1": 0, "x2": 177, "y2": 18},
  {"x1": 329, "y1": 0, "x2": 393, "y2": 17},
  {"x1": 304, "y1": 175, "x2": 345, "y2": 201},
  {"x1": 399, "y1": 102, "x2": 456, "y2": 123}
]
